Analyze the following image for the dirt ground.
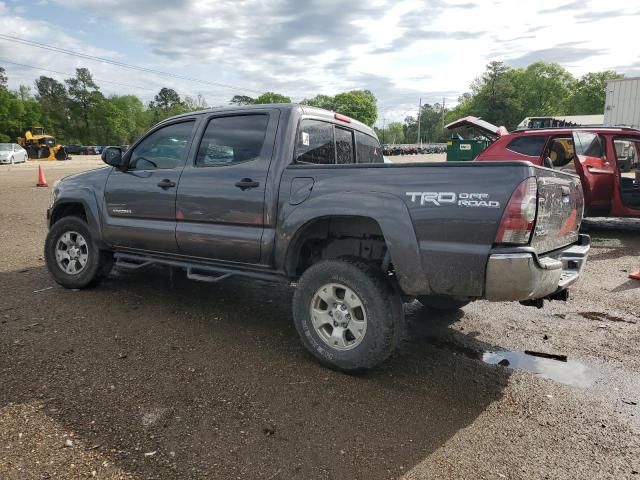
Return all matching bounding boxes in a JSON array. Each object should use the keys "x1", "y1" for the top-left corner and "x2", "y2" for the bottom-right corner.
[{"x1": 1, "y1": 158, "x2": 639, "y2": 479}]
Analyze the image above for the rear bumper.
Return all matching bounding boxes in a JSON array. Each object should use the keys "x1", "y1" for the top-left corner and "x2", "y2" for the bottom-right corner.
[{"x1": 485, "y1": 234, "x2": 590, "y2": 301}]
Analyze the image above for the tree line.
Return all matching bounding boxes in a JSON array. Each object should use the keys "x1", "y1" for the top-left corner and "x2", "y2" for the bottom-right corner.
[
  {"x1": 375, "y1": 61, "x2": 623, "y2": 145},
  {"x1": 0, "y1": 60, "x2": 623, "y2": 146},
  {"x1": 0, "y1": 65, "x2": 378, "y2": 145}
]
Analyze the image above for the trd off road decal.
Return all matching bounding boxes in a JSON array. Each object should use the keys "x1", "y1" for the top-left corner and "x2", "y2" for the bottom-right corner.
[{"x1": 406, "y1": 192, "x2": 500, "y2": 208}]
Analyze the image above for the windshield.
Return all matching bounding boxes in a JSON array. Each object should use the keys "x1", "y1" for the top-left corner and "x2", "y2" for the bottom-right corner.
[{"x1": 0, "y1": 143, "x2": 12, "y2": 151}]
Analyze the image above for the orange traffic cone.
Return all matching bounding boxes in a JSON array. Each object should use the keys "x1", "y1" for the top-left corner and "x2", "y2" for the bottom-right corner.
[
  {"x1": 36, "y1": 165, "x2": 48, "y2": 187},
  {"x1": 630, "y1": 270, "x2": 640, "y2": 281}
]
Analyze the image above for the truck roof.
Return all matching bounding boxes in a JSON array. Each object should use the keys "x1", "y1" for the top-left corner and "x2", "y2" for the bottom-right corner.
[{"x1": 159, "y1": 103, "x2": 378, "y2": 139}]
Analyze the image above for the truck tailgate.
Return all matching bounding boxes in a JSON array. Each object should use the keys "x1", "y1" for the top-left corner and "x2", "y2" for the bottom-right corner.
[{"x1": 531, "y1": 169, "x2": 584, "y2": 254}]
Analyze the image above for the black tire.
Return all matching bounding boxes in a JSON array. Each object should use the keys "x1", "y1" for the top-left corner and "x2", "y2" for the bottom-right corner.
[
  {"x1": 417, "y1": 295, "x2": 470, "y2": 311},
  {"x1": 44, "y1": 216, "x2": 112, "y2": 289},
  {"x1": 551, "y1": 143, "x2": 570, "y2": 167},
  {"x1": 292, "y1": 258, "x2": 403, "y2": 373}
]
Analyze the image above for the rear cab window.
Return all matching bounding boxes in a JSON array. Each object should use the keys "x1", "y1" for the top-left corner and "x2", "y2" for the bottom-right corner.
[
  {"x1": 356, "y1": 132, "x2": 383, "y2": 163},
  {"x1": 295, "y1": 120, "x2": 335, "y2": 164},
  {"x1": 295, "y1": 119, "x2": 383, "y2": 165}
]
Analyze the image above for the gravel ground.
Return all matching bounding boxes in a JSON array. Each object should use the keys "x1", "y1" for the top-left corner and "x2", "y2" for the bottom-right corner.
[{"x1": 1, "y1": 159, "x2": 639, "y2": 479}]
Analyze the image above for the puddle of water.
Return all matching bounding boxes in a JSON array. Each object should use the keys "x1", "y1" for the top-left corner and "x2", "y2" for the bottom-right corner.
[{"x1": 483, "y1": 351, "x2": 597, "y2": 388}]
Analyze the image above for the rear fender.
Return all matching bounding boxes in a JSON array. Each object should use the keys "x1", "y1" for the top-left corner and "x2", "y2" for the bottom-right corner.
[{"x1": 277, "y1": 192, "x2": 427, "y2": 295}]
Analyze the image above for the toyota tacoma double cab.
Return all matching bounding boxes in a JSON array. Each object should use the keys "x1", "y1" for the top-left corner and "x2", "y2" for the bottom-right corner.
[{"x1": 45, "y1": 104, "x2": 590, "y2": 372}]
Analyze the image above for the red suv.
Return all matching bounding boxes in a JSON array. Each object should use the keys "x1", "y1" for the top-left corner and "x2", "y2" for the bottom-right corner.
[{"x1": 450, "y1": 118, "x2": 640, "y2": 218}]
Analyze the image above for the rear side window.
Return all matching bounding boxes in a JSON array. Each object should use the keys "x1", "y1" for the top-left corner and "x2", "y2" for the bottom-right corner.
[
  {"x1": 296, "y1": 120, "x2": 335, "y2": 164},
  {"x1": 196, "y1": 114, "x2": 269, "y2": 167},
  {"x1": 506, "y1": 136, "x2": 547, "y2": 157},
  {"x1": 356, "y1": 132, "x2": 383, "y2": 163},
  {"x1": 574, "y1": 131, "x2": 603, "y2": 158},
  {"x1": 335, "y1": 127, "x2": 355, "y2": 164}
]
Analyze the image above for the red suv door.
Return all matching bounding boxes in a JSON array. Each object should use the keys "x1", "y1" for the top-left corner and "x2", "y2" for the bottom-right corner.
[{"x1": 571, "y1": 131, "x2": 615, "y2": 216}]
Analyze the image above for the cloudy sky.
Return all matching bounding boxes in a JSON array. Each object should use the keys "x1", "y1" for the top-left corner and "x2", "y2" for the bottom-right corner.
[{"x1": 0, "y1": 0, "x2": 639, "y2": 125}]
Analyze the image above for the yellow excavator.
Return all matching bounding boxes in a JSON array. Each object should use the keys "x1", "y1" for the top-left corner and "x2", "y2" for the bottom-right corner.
[{"x1": 17, "y1": 127, "x2": 67, "y2": 160}]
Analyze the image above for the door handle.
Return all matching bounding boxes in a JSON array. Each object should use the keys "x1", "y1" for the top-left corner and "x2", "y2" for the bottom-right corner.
[
  {"x1": 235, "y1": 178, "x2": 260, "y2": 190},
  {"x1": 157, "y1": 179, "x2": 176, "y2": 189}
]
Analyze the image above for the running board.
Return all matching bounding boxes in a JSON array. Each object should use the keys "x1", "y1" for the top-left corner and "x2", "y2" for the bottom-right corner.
[{"x1": 113, "y1": 252, "x2": 288, "y2": 285}]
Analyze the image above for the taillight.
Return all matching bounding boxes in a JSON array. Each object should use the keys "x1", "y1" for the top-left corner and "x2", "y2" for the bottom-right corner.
[{"x1": 495, "y1": 177, "x2": 538, "y2": 245}]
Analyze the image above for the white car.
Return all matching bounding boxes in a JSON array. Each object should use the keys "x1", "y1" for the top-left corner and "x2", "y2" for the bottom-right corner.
[{"x1": 0, "y1": 143, "x2": 28, "y2": 164}]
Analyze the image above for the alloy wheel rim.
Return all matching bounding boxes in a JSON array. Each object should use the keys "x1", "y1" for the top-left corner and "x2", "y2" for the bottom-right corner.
[
  {"x1": 55, "y1": 231, "x2": 89, "y2": 275},
  {"x1": 310, "y1": 282, "x2": 367, "y2": 351}
]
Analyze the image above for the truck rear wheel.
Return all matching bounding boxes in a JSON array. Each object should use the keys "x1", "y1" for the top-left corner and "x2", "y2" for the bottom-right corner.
[
  {"x1": 417, "y1": 295, "x2": 470, "y2": 311},
  {"x1": 292, "y1": 258, "x2": 402, "y2": 373},
  {"x1": 44, "y1": 216, "x2": 112, "y2": 289}
]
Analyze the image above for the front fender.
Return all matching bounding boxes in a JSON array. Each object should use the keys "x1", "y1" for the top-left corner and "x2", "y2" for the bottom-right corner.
[
  {"x1": 49, "y1": 190, "x2": 106, "y2": 249},
  {"x1": 276, "y1": 192, "x2": 428, "y2": 295}
]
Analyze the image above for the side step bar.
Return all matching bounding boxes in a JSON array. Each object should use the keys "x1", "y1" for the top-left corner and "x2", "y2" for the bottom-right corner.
[{"x1": 113, "y1": 253, "x2": 289, "y2": 285}]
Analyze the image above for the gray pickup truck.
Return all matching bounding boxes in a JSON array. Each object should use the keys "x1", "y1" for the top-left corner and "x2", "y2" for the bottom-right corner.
[{"x1": 45, "y1": 104, "x2": 590, "y2": 372}]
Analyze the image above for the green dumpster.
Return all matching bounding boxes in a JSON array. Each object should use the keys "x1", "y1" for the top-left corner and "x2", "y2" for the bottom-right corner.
[{"x1": 446, "y1": 139, "x2": 489, "y2": 161}]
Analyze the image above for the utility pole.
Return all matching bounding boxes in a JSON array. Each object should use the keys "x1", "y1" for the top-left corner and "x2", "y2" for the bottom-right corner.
[
  {"x1": 442, "y1": 97, "x2": 446, "y2": 132},
  {"x1": 417, "y1": 97, "x2": 422, "y2": 145},
  {"x1": 382, "y1": 117, "x2": 386, "y2": 144}
]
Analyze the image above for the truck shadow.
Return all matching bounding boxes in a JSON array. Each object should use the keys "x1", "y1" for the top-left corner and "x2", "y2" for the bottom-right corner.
[{"x1": 0, "y1": 266, "x2": 510, "y2": 480}]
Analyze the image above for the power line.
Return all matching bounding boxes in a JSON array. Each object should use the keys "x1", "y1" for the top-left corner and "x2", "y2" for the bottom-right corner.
[
  {"x1": 0, "y1": 58, "x2": 154, "y2": 91},
  {"x1": 0, "y1": 33, "x2": 264, "y2": 95}
]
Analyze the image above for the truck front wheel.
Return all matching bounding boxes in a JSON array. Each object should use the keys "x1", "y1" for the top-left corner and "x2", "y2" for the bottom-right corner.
[
  {"x1": 292, "y1": 258, "x2": 403, "y2": 372},
  {"x1": 44, "y1": 216, "x2": 112, "y2": 289}
]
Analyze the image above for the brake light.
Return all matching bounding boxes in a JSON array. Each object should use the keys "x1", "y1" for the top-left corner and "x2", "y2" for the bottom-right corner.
[
  {"x1": 334, "y1": 113, "x2": 351, "y2": 123},
  {"x1": 495, "y1": 177, "x2": 538, "y2": 245}
]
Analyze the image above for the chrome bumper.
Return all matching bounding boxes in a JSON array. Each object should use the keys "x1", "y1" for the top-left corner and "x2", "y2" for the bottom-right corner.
[{"x1": 485, "y1": 234, "x2": 590, "y2": 301}]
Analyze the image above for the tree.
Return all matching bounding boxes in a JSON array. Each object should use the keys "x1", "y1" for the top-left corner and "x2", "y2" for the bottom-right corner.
[
  {"x1": 514, "y1": 62, "x2": 575, "y2": 119},
  {"x1": 66, "y1": 68, "x2": 103, "y2": 141},
  {"x1": 148, "y1": 87, "x2": 187, "y2": 123},
  {"x1": 332, "y1": 90, "x2": 377, "y2": 126},
  {"x1": 302, "y1": 94, "x2": 336, "y2": 110},
  {"x1": 252, "y1": 92, "x2": 291, "y2": 104},
  {"x1": 304, "y1": 90, "x2": 378, "y2": 126},
  {"x1": 100, "y1": 95, "x2": 147, "y2": 144},
  {"x1": 567, "y1": 71, "x2": 623, "y2": 115},
  {"x1": 184, "y1": 93, "x2": 208, "y2": 111},
  {"x1": 35, "y1": 76, "x2": 70, "y2": 141},
  {"x1": 0, "y1": 67, "x2": 7, "y2": 90},
  {"x1": 376, "y1": 121, "x2": 404, "y2": 144},
  {"x1": 230, "y1": 95, "x2": 255, "y2": 105},
  {"x1": 149, "y1": 87, "x2": 182, "y2": 110},
  {"x1": 467, "y1": 61, "x2": 521, "y2": 128}
]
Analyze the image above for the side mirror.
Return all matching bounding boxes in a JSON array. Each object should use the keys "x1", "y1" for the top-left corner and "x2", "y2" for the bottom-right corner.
[{"x1": 102, "y1": 146, "x2": 125, "y2": 169}]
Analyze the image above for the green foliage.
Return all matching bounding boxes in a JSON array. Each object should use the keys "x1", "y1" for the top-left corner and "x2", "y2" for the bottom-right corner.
[
  {"x1": 230, "y1": 95, "x2": 254, "y2": 105},
  {"x1": 375, "y1": 121, "x2": 404, "y2": 143},
  {"x1": 302, "y1": 90, "x2": 378, "y2": 126},
  {"x1": 443, "y1": 61, "x2": 622, "y2": 131},
  {"x1": 253, "y1": 92, "x2": 291, "y2": 104},
  {"x1": 66, "y1": 68, "x2": 104, "y2": 141},
  {"x1": 0, "y1": 61, "x2": 624, "y2": 149},
  {"x1": 567, "y1": 71, "x2": 623, "y2": 115}
]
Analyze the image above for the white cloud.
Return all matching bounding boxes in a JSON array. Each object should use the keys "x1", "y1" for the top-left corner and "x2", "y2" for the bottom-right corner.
[{"x1": 0, "y1": 0, "x2": 639, "y2": 125}]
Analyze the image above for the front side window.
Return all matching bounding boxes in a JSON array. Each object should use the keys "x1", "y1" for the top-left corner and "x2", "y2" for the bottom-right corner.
[
  {"x1": 356, "y1": 132, "x2": 383, "y2": 163},
  {"x1": 507, "y1": 136, "x2": 547, "y2": 157},
  {"x1": 128, "y1": 121, "x2": 194, "y2": 170},
  {"x1": 196, "y1": 114, "x2": 269, "y2": 167},
  {"x1": 295, "y1": 120, "x2": 335, "y2": 164},
  {"x1": 574, "y1": 131, "x2": 603, "y2": 158}
]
